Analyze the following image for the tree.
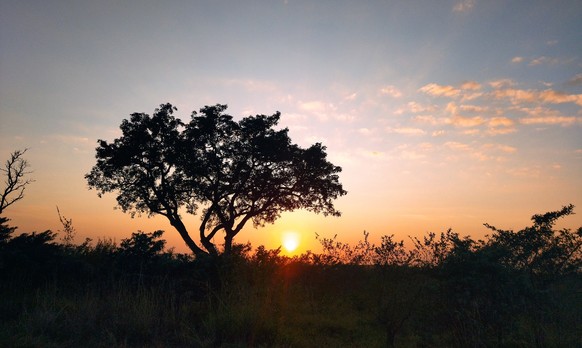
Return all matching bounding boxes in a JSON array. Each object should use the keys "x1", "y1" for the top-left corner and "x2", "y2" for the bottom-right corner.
[
  {"x1": 0, "y1": 149, "x2": 34, "y2": 215},
  {"x1": 86, "y1": 103, "x2": 347, "y2": 257},
  {"x1": 483, "y1": 204, "x2": 581, "y2": 277}
]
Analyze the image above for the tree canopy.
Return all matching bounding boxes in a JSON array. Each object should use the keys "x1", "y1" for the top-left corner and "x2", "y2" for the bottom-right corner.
[{"x1": 86, "y1": 103, "x2": 347, "y2": 256}]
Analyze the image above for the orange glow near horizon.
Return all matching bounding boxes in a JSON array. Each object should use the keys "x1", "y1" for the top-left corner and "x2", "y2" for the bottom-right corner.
[{"x1": 281, "y1": 230, "x2": 300, "y2": 253}]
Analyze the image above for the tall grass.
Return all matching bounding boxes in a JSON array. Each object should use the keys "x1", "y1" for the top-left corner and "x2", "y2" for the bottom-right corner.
[{"x1": 1, "y1": 206, "x2": 580, "y2": 347}]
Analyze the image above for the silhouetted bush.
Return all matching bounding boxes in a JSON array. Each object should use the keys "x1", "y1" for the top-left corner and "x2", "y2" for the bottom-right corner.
[{"x1": 0, "y1": 205, "x2": 580, "y2": 347}]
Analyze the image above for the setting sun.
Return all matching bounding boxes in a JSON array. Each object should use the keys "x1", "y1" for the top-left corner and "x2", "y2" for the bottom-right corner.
[{"x1": 282, "y1": 231, "x2": 300, "y2": 253}]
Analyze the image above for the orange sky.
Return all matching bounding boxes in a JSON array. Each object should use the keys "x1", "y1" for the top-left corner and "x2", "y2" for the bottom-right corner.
[{"x1": 1, "y1": 1, "x2": 581, "y2": 254}]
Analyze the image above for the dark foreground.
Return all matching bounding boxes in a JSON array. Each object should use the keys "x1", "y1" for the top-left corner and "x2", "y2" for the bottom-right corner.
[{"x1": 1, "y1": 206, "x2": 580, "y2": 347}]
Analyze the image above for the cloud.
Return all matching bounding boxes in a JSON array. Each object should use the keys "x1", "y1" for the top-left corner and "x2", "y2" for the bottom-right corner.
[
  {"x1": 387, "y1": 127, "x2": 427, "y2": 135},
  {"x1": 459, "y1": 104, "x2": 488, "y2": 113},
  {"x1": 419, "y1": 82, "x2": 482, "y2": 101},
  {"x1": 443, "y1": 141, "x2": 517, "y2": 163},
  {"x1": 345, "y1": 92, "x2": 358, "y2": 101},
  {"x1": 461, "y1": 129, "x2": 481, "y2": 135},
  {"x1": 519, "y1": 116, "x2": 579, "y2": 126},
  {"x1": 452, "y1": 116, "x2": 486, "y2": 127},
  {"x1": 419, "y1": 83, "x2": 461, "y2": 98},
  {"x1": 358, "y1": 128, "x2": 372, "y2": 135},
  {"x1": 445, "y1": 102, "x2": 486, "y2": 127},
  {"x1": 506, "y1": 166, "x2": 541, "y2": 178},
  {"x1": 511, "y1": 57, "x2": 524, "y2": 63},
  {"x1": 444, "y1": 141, "x2": 471, "y2": 151},
  {"x1": 453, "y1": 0, "x2": 476, "y2": 13},
  {"x1": 489, "y1": 79, "x2": 515, "y2": 89},
  {"x1": 299, "y1": 101, "x2": 326, "y2": 113},
  {"x1": 528, "y1": 56, "x2": 562, "y2": 66},
  {"x1": 380, "y1": 85, "x2": 403, "y2": 98},
  {"x1": 486, "y1": 117, "x2": 516, "y2": 135},
  {"x1": 483, "y1": 144, "x2": 517, "y2": 153},
  {"x1": 491, "y1": 88, "x2": 582, "y2": 106},
  {"x1": 394, "y1": 143, "x2": 433, "y2": 161},
  {"x1": 488, "y1": 117, "x2": 514, "y2": 127},
  {"x1": 538, "y1": 90, "x2": 582, "y2": 105},
  {"x1": 44, "y1": 134, "x2": 93, "y2": 154},
  {"x1": 297, "y1": 100, "x2": 354, "y2": 122},
  {"x1": 413, "y1": 115, "x2": 446, "y2": 125},
  {"x1": 566, "y1": 73, "x2": 582, "y2": 86},
  {"x1": 395, "y1": 101, "x2": 437, "y2": 115},
  {"x1": 416, "y1": 79, "x2": 582, "y2": 141},
  {"x1": 222, "y1": 78, "x2": 278, "y2": 93},
  {"x1": 461, "y1": 81, "x2": 482, "y2": 90}
]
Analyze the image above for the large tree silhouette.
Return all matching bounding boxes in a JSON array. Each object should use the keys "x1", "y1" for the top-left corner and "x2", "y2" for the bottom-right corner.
[{"x1": 86, "y1": 103, "x2": 346, "y2": 256}]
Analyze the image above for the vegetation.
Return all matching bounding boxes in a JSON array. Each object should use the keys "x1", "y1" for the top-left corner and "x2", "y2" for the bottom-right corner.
[
  {"x1": 0, "y1": 148, "x2": 34, "y2": 215},
  {"x1": 86, "y1": 103, "x2": 346, "y2": 257},
  {"x1": 0, "y1": 205, "x2": 580, "y2": 347}
]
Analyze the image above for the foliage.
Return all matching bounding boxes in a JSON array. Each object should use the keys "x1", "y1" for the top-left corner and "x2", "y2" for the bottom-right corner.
[
  {"x1": 56, "y1": 206, "x2": 76, "y2": 246},
  {"x1": 0, "y1": 216, "x2": 16, "y2": 244},
  {"x1": 0, "y1": 206, "x2": 580, "y2": 347},
  {"x1": 483, "y1": 203, "x2": 581, "y2": 276},
  {"x1": 119, "y1": 230, "x2": 166, "y2": 259},
  {"x1": 86, "y1": 103, "x2": 347, "y2": 257}
]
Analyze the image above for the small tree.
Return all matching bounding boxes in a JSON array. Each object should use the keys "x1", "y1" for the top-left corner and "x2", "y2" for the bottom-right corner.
[
  {"x1": 56, "y1": 206, "x2": 76, "y2": 246},
  {"x1": 86, "y1": 103, "x2": 347, "y2": 257},
  {"x1": 1, "y1": 149, "x2": 34, "y2": 215}
]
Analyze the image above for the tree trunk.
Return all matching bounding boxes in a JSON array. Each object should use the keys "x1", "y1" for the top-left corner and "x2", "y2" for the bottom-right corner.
[
  {"x1": 224, "y1": 233, "x2": 234, "y2": 255},
  {"x1": 168, "y1": 216, "x2": 207, "y2": 256},
  {"x1": 200, "y1": 235, "x2": 219, "y2": 257}
]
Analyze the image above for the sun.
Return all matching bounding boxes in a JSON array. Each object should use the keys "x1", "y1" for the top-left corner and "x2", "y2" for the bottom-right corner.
[{"x1": 282, "y1": 231, "x2": 300, "y2": 253}]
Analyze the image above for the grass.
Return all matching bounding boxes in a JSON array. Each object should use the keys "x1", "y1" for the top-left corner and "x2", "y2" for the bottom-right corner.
[
  {"x1": 1, "y1": 259, "x2": 580, "y2": 347},
  {"x1": 1, "y1": 206, "x2": 581, "y2": 347}
]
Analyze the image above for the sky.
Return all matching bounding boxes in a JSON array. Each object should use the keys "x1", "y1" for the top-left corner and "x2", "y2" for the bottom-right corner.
[{"x1": 1, "y1": 0, "x2": 581, "y2": 254}]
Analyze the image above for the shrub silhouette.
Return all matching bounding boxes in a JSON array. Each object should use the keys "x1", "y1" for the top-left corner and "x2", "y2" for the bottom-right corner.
[{"x1": 0, "y1": 205, "x2": 579, "y2": 347}]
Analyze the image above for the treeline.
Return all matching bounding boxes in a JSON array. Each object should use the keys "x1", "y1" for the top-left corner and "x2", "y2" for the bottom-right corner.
[{"x1": 0, "y1": 206, "x2": 580, "y2": 347}]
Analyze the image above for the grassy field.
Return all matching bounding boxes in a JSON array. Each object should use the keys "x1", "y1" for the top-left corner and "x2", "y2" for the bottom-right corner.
[{"x1": 1, "y1": 207, "x2": 581, "y2": 347}]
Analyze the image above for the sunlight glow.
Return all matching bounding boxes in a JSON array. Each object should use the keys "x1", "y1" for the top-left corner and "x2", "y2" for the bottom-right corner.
[{"x1": 282, "y1": 231, "x2": 300, "y2": 252}]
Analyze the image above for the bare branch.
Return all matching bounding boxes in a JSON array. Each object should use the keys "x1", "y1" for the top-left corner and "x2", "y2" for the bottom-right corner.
[{"x1": 0, "y1": 149, "x2": 35, "y2": 215}]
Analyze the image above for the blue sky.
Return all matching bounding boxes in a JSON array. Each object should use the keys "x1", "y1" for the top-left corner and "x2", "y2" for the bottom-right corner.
[{"x1": 1, "y1": 0, "x2": 581, "y2": 253}]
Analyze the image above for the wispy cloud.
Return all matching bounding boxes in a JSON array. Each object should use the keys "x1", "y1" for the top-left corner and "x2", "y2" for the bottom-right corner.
[
  {"x1": 566, "y1": 73, "x2": 582, "y2": 86},
  {"x1": 511, "y1": 56, "x2": 524, "y2": 63},
  {"x1": 453, "y1": 0, "x2": 476, "y2": 13},
  {"x1": 297, "y1": 100, "x2": 355, "y2": 123},
  {"x1": 42, "y1": 134, "x2": 93, "y2": 154},
  {"x1": 444, "y1": 141, "x2": 517, "y2": 162},
  {"x1": 445, "y1": 102, "x2": 486, "y2": 128},
  {"x1": 487, "y1": 117, "x2": 516, "y2": 135},
  {"x1": 413, "y1": 115, "x2": 447, "y2": 125},
  {"x1": 395, "y1": 101, "x2": 437, "y2": 115},
  {"x1": 461, "y1": 81, "x2": 481, "y2": 90},
  {"x1": 380, "y1": 85, "x2": 403, "y2": 98},
  {"x1": 491, "y1": 88, "x2": 582, "y2": 106},
  {"x1": 419, "y1": 83, "x2": 461, "y2": 98},
  {"x1": 519, "y1": 116, "x2": 579, "y2": 126},
  {"x1": 489, "y1": 79, "x2": 515, "y2": 89},
  {"x1": 506, "y1": 166, "x2": 541, "y2": 178},
  {"x1": 511, "y1": 56, "x2": 573, "y2": 67},
  {"x1": 387, "y1": 127, "x2": 427, "y2": 135},
  {"x1": 528, "y1": 56, "x2": 562, "y2": 66},
  {"x1": 221, "y1": 78, "x2": 278, "y2": 93},
  {"x1": 488, "y1": 117, "x2": 514, "y2": 127}
]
